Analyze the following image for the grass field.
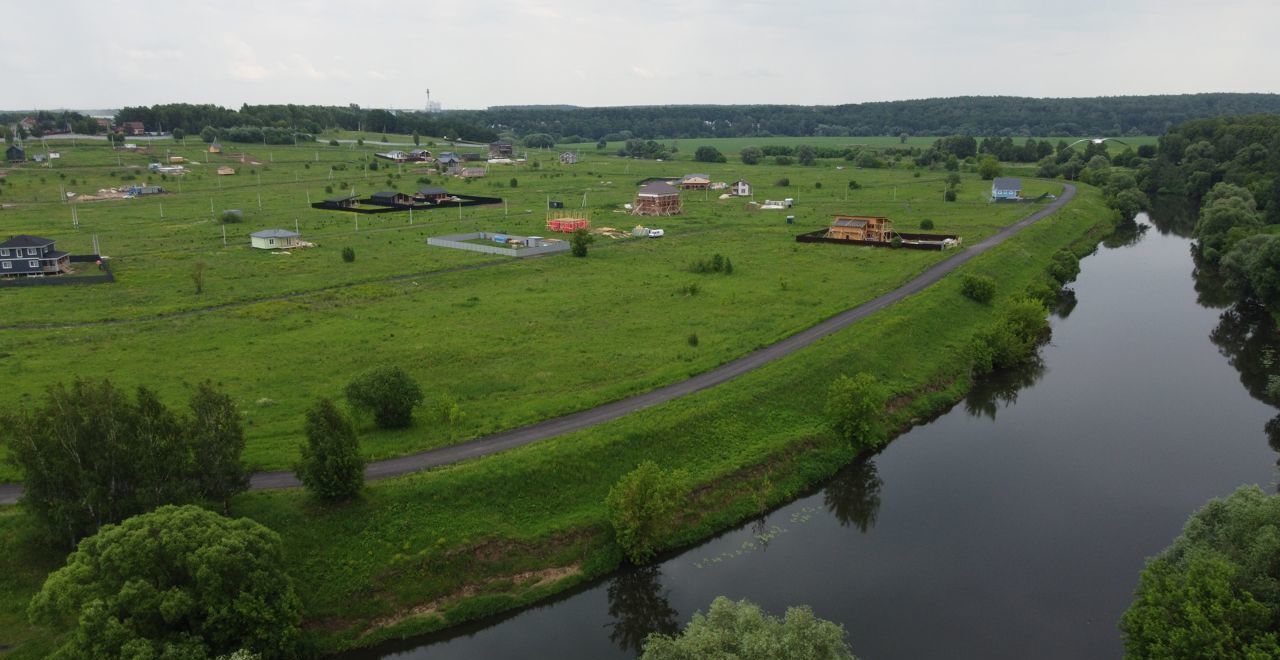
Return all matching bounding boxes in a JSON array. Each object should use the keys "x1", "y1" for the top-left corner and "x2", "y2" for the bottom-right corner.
[
  {"x1": 0, "y1": 132, "x2": 1119, "y2": 655},
  {"x1": 0, "y1": 139, "x2": 1058, "y2": 480}
]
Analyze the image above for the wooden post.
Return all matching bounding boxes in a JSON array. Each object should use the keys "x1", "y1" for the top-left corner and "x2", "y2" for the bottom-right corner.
[{"x1": 222, "y1": 224, "x2": 226, "y2": 246}]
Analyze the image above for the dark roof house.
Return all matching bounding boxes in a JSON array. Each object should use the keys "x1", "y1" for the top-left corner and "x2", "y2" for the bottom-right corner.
[
  {"x1": 5, "y1": 145, "x2": 25, "y2": 163},
  {"x1": 368, "y1": 191, "x2": 414, "y2": 207},
  {"x1": 0, "y1": 235, "x2": 71, "y2": 277}
]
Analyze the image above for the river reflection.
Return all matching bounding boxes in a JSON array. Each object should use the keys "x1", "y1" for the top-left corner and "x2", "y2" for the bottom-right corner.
[
  {"x1": 963, "y1": 355, "x2": 1047, "y2": 421},
  {"x1": 821, "y1": 460, "x2": 883, "y2": 532},
  {"x1": 604, "y1": 567, "x2": 679, "y2": 654}
]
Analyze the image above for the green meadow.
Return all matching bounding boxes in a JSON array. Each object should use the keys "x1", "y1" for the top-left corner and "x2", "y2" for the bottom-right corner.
[{"x1": 1, "y1": 138, "x2": 1056, "y2": 480}]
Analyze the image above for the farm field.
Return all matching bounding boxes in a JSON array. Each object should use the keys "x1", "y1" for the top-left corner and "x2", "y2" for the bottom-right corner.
[{"x1": 0, "y1": 138, "x2": 1063, "y2": 480}]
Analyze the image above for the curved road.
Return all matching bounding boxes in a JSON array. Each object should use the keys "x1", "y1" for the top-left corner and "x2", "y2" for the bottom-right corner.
[{"x1": 0, "y1": 184, "x2": 1076, "y2": 505}]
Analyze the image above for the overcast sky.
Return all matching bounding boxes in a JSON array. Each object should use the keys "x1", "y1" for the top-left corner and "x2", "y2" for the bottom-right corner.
[{"x1": 4, "y1": 0, "x2": 1278, "y2": 111}]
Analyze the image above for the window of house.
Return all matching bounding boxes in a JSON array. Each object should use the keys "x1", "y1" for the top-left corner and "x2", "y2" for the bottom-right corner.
[
  {"x1": 29, "y1": 260, "x2": 38, "y2": 267},
  {"x1": 2, "y1": 262, "x2": 10, "y2": 269},
  {"x1": 0, "y1": 249, "x2": 7, "y2": 256},
  {"x1": 26, "y1": 248, "x2": 36, "y2": 256}
]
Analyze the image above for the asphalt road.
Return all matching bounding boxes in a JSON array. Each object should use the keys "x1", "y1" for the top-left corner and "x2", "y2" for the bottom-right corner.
[{"x1": 0, "y1": 184, "x2": 1076, "y2": 504}]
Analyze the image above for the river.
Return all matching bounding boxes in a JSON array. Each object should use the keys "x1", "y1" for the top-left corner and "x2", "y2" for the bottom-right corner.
[{"x1": 352, "y1": 212, "x2": 1280, "y2": 659}]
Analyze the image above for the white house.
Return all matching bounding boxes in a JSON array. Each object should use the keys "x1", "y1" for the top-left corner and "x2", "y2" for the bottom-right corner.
[
  {"x1": 991, "y1": 177, "x2": 1022, "y2": 201},
  {"x1": 731, "y1": 180, "x2": 752, "y2": 196},
  {"x1": 250, "y1": 229, "x2": 302, "y2": 250}
]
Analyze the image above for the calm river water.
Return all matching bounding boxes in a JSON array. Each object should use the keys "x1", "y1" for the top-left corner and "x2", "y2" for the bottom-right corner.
[{"x1": 355, "y1": 212, "x2": 1280, "y2": 659}]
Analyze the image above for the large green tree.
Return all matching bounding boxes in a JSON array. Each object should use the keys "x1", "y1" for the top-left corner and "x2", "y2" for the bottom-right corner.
[
  {"x1": 824, "y1": 373, "x2": 888, "y2": 451},
  {"x1": 1120, "y1": 486, "x2": 1280, "y2": 659},
  {"x1": 606, "y1": 461, "x2": 687, "y2": 564},
  {"x1": 3, "y1": 380, "x2": 194, "y2": 546},
  {"x1": 188, "y1": 381, "x2": 250, "y2": 512},
  {"x1": 29, "y1": 505, "x2": 302, "y2": 660},
  {"x1": 693, "y1": 145, "x2": 726, "y2": 163},
  {"x1": 344, "y1": 365, "x2": 425, "y2": 429},
  {"x1": 296, "y1": 398, "x2": 365, "y2": 502},
  {"x1": 642, "y1": 596, "x2": 857, "y2": 659}
]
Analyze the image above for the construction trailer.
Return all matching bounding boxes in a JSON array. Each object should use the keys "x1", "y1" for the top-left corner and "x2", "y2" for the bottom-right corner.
[{"x1": 633, "y1": 181, "x2": 683, "y2": 216}]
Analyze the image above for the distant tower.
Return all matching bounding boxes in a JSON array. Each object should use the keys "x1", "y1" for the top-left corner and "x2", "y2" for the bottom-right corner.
[{"x1": 424, "y1": 88, "x2": 442, "y2": 113}]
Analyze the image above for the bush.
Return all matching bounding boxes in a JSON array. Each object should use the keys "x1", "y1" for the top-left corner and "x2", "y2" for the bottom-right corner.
[
  {"x1": 606, "y1": 461, "x2": 687, "y2": 563},
  {"x1": 944, "y1": 188, "x2": 957, "y2": 202},
  {"x1": 847, "y1": 180, "x2": 861, "y2": 190},
  {"x1": 687, "y1": 332, "x2": 699, "y2": 347},
  {"x1": 890, "y1": 236, "x2": 903, "y2": 249},
  {"x1": 344, "y1": 365, "x2": 424, "y2": 429},
  {"x1": 920, "y1": 218, "x2": 935, "y2": 230},
  {"x1": 295, "y1": 398, "x2": 364, "y2": 502},
  {"x1": 1047, "y1": 249, "x2": 1081, "y2": 284},
  {"x1": 220, "y1": 209, "x2": 243, "y2": 224},
  {"x1": 775, "y1": 177, "x2": 790, "y2": 187},
  {"x1": 570, "y1": 227, "x2": 594, "y2": 257},
  {"x1": 694, "y1": 146, "x2": 726, "y2": 163},
  {"x1": 509, "y1": 177, "x2": 518, "y2": 188},
  {"x1": 960, "y1": 274, "x2": 997, "y2": 304},
  {"x1": 688, "y1": 253, "x2": 734, "y2": 274},
  {"x1": 641, "y1": 597, "x2": 856, "y2": 660},
  {"x1": 741, "y1": 146, "x2": 763, "y2": 165},
  {"x1": 970, "y1": 297, "x2": 1049, "y2": 374},
  {"x1": 774, "y1": 156, "x2": 794, "y2": 166},
  {"x1": 1120, "y1": 486, "x2": 1280, "y2": 658},
  {"x1": 329, "y1": 139, "x2": 339, "y2": 147},
  {"x1": 28, "y1": 505, "x2": 301, "y2": 660},
  {"x1": 341, "y1": 246, "x2": 355, "y2": 263},
  {"x1": 825, "y1": 373, "x2": 888, "y2": 451}
]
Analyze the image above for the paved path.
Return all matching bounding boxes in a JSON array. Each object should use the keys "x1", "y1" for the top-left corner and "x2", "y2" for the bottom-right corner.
[{"x1": 0, "y1": 185, "x2": 1076, "y2": 504}]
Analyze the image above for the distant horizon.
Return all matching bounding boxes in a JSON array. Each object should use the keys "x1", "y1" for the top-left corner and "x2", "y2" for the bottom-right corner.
[{"x1": 5, "y1": 90, "x2": 1279, "y2": 116}]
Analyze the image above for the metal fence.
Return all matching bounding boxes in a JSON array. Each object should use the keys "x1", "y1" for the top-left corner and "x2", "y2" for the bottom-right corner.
[
  {"x1": 0, "y1": 255, "x2": 114, "y2": 288},
  {"x1": 427, "y1": 232, "x2": 569, "y2": 258}
]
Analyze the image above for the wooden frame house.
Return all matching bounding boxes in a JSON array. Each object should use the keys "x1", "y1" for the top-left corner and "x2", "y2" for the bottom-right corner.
[
  {"x1": 680, "y1": 173, "x2": 711, "y2": 190},
  {"x1": 489, "y1": 140, "x2": 515, "y2": 158},
  {"x1": 826, "y1": 215, "x2": 894, "y2": 242},
  {"x1": 633, "y1": 181, "x2": 683, "y2": 216}
]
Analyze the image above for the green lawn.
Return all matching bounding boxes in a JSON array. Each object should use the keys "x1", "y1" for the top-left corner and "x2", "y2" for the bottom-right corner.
[{"x1": 0, "y1": 140, "x2": 1058, "y2": 479}]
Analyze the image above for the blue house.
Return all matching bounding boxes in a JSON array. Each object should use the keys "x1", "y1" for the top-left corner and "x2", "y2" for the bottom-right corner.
[
  {"x1": 0, "y1": 235, "x2": 71, "y2": 277},
  {"x1": 991, "y1": 177, "x2": 1022, "y2": 201}
]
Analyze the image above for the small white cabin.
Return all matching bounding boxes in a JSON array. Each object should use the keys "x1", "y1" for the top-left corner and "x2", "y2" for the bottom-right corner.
[{"x1": 250, "y1": 229, "x2": 302, "y2": 250}]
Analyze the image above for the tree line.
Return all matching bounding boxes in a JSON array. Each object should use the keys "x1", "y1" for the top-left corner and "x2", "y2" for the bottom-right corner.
[
  {"x1": 456, "y1": 93, "x2": 1280, "y2": 142},
  {"x1": 112, "y1": 103, "x2": 500, "y2": 143},
  {"x1": 1142, "y1": 115, "x2": 1280, "y2": 316}
]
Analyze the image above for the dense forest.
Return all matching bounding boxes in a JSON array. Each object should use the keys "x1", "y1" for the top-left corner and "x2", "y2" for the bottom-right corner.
[
  {"x1": 6, "y1": 94, "x2": 1279, "y2": 145},
  {"x1": 1142, "y1": 114, "x2": 1280, "y2": 317},
  {"x1": 460, "y1": 94, "x2": 1280, "y2": 141}
]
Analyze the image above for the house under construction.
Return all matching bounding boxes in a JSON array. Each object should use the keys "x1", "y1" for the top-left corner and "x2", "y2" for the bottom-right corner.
[
  {"x1": 827, "y1": 215, "x2": 893, "y2": 242},
  {"x1": 633, "y1": 181, "x2": 682, "y2": 216},
  {"x1": 546, "y1": 211, "x2": 590, "y2": 233}
]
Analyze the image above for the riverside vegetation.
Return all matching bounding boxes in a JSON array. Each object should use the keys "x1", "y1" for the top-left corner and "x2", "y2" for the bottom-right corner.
[{"x1": 0, "y1": 131, "x2": 1120, "y2": 655}]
